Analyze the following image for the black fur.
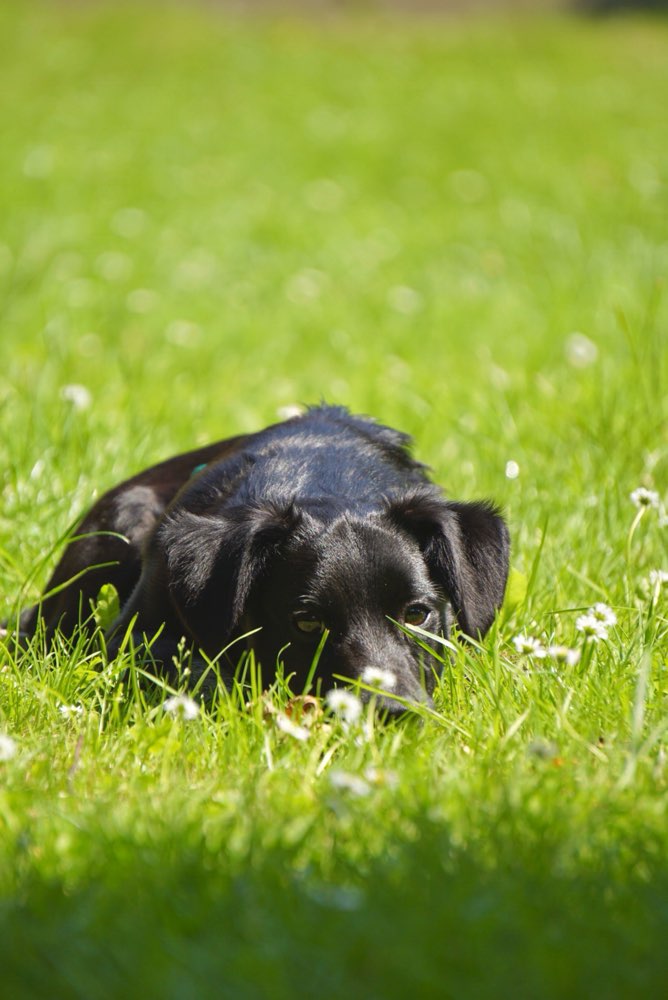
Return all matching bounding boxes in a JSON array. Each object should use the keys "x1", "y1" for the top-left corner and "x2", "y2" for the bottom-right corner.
[{"x1": 17, "y1": 406, "x2": 510, "y2": 706}]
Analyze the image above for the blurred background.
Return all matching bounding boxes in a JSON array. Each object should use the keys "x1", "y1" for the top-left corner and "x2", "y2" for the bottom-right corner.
[
  {"x1": 166, "y1": 1, "x2": 667, "y2": 10},
  {"x1": 0, "y1": 0, "x2": 666, "y2": 593}
]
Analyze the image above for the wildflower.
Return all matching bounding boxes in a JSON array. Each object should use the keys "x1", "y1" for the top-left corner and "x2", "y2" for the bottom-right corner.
[
  {"x1": 649, "y1": 570, "x2": 668, "y2": 588},
  {"x1": 276, "y1": 404, "x2": 304, "y2": 421},
  {"x1": 630, "y1": 487, "x2": 660, "y2": 510},
  {"x1": 275, "y1": 712, "x2": 310, "y2": 742},
  {"x1": 590, "y1": 603, "x2": 617, "y2": 628},
  {"x1": 364, "y1": 766, "x2": 399, "y2": 789},
  {"x1": 546, "y1": 645, "x2": 581, "y2": 667},
  {"x1": 360, "y1": 667, "x2": 397, "y2": 690},
  {"x1": 565, "y1": 332, "x2": 598, "y2": 368},
  {"x1": 512, "y1": 635, "x2": 547, "y2": 658},
  {"x1": 60, "y1": 383, "x2": 92, "y2": 410},
  {"x1": 505, "y1": 460, "x2": 520, "y2": 480},
  {"x1": 325, "y1": 689, "x2": 363, "y2": 725},
  {"x1": 163, "y1": 694, "x2": 200, "y2": 721},
  {"x1": 575, "y1": 614, "x2": 609, "y2": 642},
  {"x1": 59, "y1": 704, "x2": 84, "y2": 719},
  {"x1": 329, "y1": 769, "x2": 371, "y2": 797},
  {"x1": 0, "y1": 734, "x2": 17, "y2": 761}
]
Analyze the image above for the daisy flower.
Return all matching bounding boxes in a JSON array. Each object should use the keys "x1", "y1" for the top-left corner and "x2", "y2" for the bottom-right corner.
[
  {"x1": 325, "y1": 689, "x2": 363, "y2": 725},
  {"x1": 0, "y1": 734, "x2": 17, "y2": 761},
  {"x1": 364, "y1": 767, "x2": 399, "y2": 789},
  {"x1": 630, "y1": 487, "x2": 660, "y2": 510},
  {"x1": 590, "y1": 603, "x2": 617, "y2": 628},
  {"x1": 163, "y1": 694, "x2": 200, "y2": 721},
  {"x1": 546, "y1": 645, "x2": 581, "y2": 667},
  {"x1": 512, "y1": 635, "x2": 547, "y2": 658},
  {"x1": 275, "y1": 713, "x2": 310, "y2": 742},
  {"x1": 59, "y1": 704, "x2": 84, "y2": 719},
  {"x1": 575, "y1": 614, "x2": 609, "y2": 642},
  {"x1": 329, "y1": 770, "x2": 371, "y2": 797},
  {"x1": 60, "y1": 383, "x2": 92, "y2": 411},
  {"x1": 360, "y1": 667, "x2": 397, "y2": 690}
]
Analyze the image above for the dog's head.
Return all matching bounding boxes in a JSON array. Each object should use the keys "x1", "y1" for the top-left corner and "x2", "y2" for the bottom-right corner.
[{"x1": 159, "y1": 488, "x2": 509, "y2": 707}]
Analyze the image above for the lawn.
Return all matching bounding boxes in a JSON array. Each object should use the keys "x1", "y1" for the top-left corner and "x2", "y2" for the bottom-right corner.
[{"x1": 1, "y1": 1, "x2": 667, "y2": 997}]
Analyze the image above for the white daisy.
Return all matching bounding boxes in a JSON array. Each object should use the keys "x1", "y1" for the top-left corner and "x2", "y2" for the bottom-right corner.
[
  {"x1": 325, "y1": 689, "x2": 363, "y2": 725},
  {"x1": 364, "y1": 767, "x2": 399, "y2": 788},
  {"x1": 0, "y1": 734, "x2": 17, "y2": 761},
  {"x1": 329, "y1": 769, "x2": 371, "y2": 797},
  {"x1": 275, "y1": 712, "x2": 310, "y2": 742},
  {"x1": 512, "y1": 635, "x2": 547, "y2": 658},
  {"x1": 276, "y1": 404, "x2": 304, "y2": 421},
  {"x1": 648, "y1": 570, "x2": 668, "y2": 588},
  {"x1": 630, "y1": 487, "x2": 660, "y2": 510},
  {"x1": 60, "y1": 383, "x2": 92, "y2": 410},
  {"x1": 546, "y1": 645, "x2": 581, "y2": 667},
  {"x1": 575, "y1": 614, "x2": 609, "y2": 642},
  {"x1": 360, "y1": 667, "x2": 397, "y2": 690},
  {"x1": 163, "y1": 694, "x2": 200, "y2": 721},
  {"x1": 565, "y1": 332, "x2": 598, "y2": 368},
  {"x1": 590, "y1": 603, "x2": 617, "y2": 628},
  {"x1": 59, "y1": 704, "x2": 84, "y2": 719}
]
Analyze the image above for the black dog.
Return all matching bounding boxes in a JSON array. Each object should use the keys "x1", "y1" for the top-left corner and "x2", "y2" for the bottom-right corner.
[{"x1": 18, "y1": 406, "x2": 509, "y2": 705}]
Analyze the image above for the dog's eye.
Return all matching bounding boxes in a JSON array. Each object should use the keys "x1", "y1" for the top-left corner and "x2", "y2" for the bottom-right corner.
[
  {"x1": 293, "y1": 614, "x2": 326, "y2": 636},
  {"x1": 404, "y1": 604, "x2": 431, "y2": 627}
]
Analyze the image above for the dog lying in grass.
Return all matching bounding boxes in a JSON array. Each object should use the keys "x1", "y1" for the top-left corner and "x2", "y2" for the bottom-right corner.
[{"x1": 18, "y1": 405, "x2": 509, "y2": 706}]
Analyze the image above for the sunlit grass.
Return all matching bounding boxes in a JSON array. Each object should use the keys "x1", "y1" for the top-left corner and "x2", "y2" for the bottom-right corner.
[{"x1": 1, "y1": 1, "x2": 668, "y2": 996}]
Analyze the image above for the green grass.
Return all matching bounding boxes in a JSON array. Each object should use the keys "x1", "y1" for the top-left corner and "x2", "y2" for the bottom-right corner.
[{"x1": 1, "y1": 1, "x2": 668, "y2": 996}]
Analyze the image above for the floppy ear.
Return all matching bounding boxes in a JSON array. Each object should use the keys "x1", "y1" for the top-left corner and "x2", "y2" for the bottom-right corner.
[
  {"x1": 387, "y1": 488, "x2": 510, "y2": 637},
  {"x1": 158, "y1": 501, "x2": 300, "y2": 652}
]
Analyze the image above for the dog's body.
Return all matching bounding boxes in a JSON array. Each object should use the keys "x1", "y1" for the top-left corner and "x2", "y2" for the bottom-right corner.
[{"x1": 18, "y1": 406, "x2": 509, "y2": 704}]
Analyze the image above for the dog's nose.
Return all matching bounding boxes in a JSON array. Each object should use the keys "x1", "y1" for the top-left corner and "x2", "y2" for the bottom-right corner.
[{"x1": 357, "y1": 667, "x2": 433, "y2": 713}]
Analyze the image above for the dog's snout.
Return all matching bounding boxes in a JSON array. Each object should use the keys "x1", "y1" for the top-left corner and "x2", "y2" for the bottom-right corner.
[
  {"x1": 347, "y1": 654, "x2": 432, "y2": 710},
  {"x1": 357, "y1": 669, "x2": 433, "y2": 714}
]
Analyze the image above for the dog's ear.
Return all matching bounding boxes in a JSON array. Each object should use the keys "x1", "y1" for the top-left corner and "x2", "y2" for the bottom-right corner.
[
  {"x1": 387, "y1": 488, "x2": 510, "y2": 637},
  {"x1": 158, "y1": 502, "x2": 300, "y2": 652}
]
